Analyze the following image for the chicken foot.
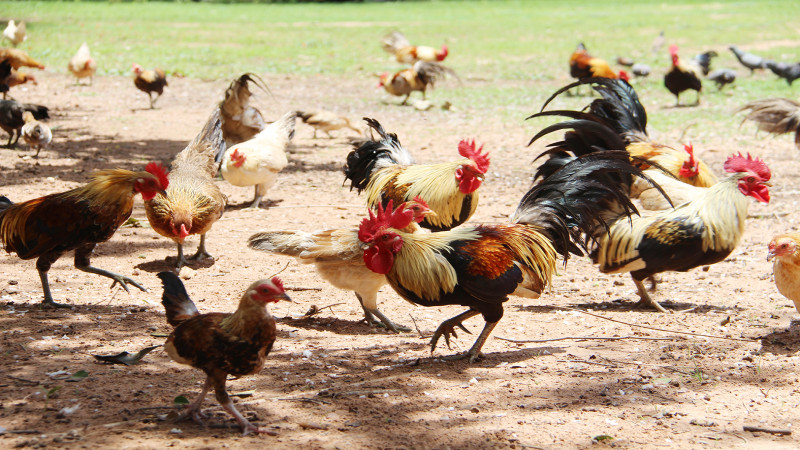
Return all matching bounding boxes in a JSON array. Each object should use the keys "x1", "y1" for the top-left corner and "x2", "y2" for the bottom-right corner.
[
  {"x1": 355, "y1": 293, "x2": 410, "y2": 333},
  {"x1": 245, "y1": 184, "x2": 269, "y2": 210},
  {"x1": 632, "y1": 277, "x2": 670, "y2": 313},
  {"x1": 75, "y1": 244, "x2": 147, "y2": 294},
  {"x1": 175, "y1": 377, "x2": 212, "y2": 424},
  {"x1": 211, "y1": 373, "x2": 275, "y2": 436},
  {"x1": 430, "y1": 309, "x2": 478, "y2": 351},
  {"x1": 188, "y1": 234, "x2": 212, "y2": 261},
  {"x1": 35, "y1": 251, "x2": 73, "y2": 308}
]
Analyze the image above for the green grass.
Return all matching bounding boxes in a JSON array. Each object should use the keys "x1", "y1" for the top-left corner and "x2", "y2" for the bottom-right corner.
[{"x1": 2, "y1": 0, "x2": 800, "y2": 126}]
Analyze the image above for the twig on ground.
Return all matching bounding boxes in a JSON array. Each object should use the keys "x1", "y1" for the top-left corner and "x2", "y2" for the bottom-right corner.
[
  {"x1": 286, "y1": 286, "x2": 323, "y2": 292},
  {"x1": 556, "y1": 359, "x2": 617, "y2": 368},
  {"x1": 496, "y1": 335, "x2": 675, "y2": 343},
  {"x1": 409, "y1": 314, "x2": 426, "y2": 339},
  {"x1": 743, "y1": 425, "x2": 791, "y2": 436},
  {"x1": 7, "y1": 375, "x2": 39, "y2": 385},
  {"x1": 303, "y1": 302, "x2": 345, "y2": 318}
]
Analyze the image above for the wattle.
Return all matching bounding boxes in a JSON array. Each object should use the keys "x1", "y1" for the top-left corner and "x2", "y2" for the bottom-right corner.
[
  {"x1": 363, "y1": 246, "x2": 394, "y2": 275},
  {"x1": 458, "y1": 176, "x2": 482, "y2": 194}
]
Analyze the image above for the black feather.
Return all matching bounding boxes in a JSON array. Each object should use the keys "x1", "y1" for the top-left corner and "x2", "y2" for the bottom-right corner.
[
  {"x1": 157, "y1": 271, "x2": 200, "y2": 327},
  {"x1": 343, "y1": 117, "x2": 414, "y2": 193},
  {"x1": 0, "y1": 195, "x2": 12, "y2": 215}
]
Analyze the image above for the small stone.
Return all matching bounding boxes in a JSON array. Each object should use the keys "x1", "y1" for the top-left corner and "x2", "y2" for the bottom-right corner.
[
  {"x1": 180, "y1": 267, "x2": 195, "y2": 280},
  {"x1": 8, "y1": 280, "x2": 18, "y2": 285}
]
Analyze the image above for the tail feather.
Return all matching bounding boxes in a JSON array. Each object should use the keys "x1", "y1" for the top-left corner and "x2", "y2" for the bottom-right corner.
[
  {"x1": 174, "y1": 107, "x2": 225, "y2": 176},
  {"x1": 692, "y1": 51, "x2": 717, "y2": 76},
  {"x1": 0, "y1": 195, "x2": 12, "y2": 215},
  {"x1": 157, "y1": 272, "x2": 200, "y2": 328},
  {"x1": 23, "y1": 103, "x2": 48, "y2": 121},
  {"x1": 343, "y1": 118, "x2": 415, "y2": 193},
  {"x1": 247, "y1": 230, "x2": 314, "y2": 256},
  {"x1": 738, "y1": 98, "x2": 800, "y2": 148},
  {"x1": 257, "y1": 111, "x2": 296, "y2": 143},
  {"x1": 219, "y1": 73, "x2": 268, "y2": 150},
  {"x1": 413, "y1": 61, "x2": 456, "y2": 87}
]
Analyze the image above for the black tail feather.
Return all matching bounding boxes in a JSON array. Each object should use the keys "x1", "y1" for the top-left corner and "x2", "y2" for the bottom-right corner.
[
  {"x1": 0, "y1": 195, "x2": 12, "y2": 215},
  {"x1": 343, "y1": 118, "x2": 414, "y2": 193},
  {"x1": 157, "y1": 272, "x2": 200, "y2": 327},
  {"x1": 24, "y1": 104, "x2": 49, "y2": 121}
]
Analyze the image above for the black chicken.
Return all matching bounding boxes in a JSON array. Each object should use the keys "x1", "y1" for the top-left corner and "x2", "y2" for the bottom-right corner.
[{"x1": 0, "y1": 99, "x2": 49, "y2": 147}]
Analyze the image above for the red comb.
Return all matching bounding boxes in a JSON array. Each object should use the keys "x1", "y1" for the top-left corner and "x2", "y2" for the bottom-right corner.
[
  {"x1": 458, "y1": 139, "x2": 490, "y2": 174},
  {"x1": 410, "y1": 195, "x2": 429, "y2": 210},
  {"x1": 683, "y1": 143, "x2": 696, "y2": 164},
  {"x1": 669, "y1": 44, "x2": 678, "y2": 55},
  {"x1": 723, "y1": 152, "x2": 771, "y2": 180},
  {"x1": 271, "y1": 276, "x2": 284, "y2": 292},
  {"x1": 230, "y1": 148, "x2": 241, "y2": 159},
  {"x1": 358, "y1": 200, "x2": 414, "y2": 243},
  {"x1": 145, "y1": 162, "x2": 169, "y2": 189}
]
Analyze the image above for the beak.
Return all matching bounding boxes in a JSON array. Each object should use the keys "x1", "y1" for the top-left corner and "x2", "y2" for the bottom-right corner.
[
  {"x1": 762, "y1": 181, "x2": 773, "y2": 187},
  {"x1": 767, "y1": 250, "x2": 776, "y2": 262},
  {"x1": 277, "y1": 293, "x2": 294, "y2": 303}
]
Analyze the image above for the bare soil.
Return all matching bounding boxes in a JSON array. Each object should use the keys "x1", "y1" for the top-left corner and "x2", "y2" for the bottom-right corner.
[{"x1": 1, "y1": 72, "x2": 799, "y2": 449}]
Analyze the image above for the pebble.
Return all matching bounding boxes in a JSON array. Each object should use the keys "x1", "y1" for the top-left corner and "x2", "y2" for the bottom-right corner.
[{"x1": 180, "y1": 268, "x2": 195, "y2": 280}]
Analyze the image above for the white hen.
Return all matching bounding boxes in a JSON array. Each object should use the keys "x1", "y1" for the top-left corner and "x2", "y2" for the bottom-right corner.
[
  {"x1": 220, "y1": 111, "x2": 295, "y2": 209},
  {"x1": 3, "y1": 20, "x2": 26, "y2": 47},
  {"x1": 68, "y1": 42, "x2": 97, "y2": 85}
]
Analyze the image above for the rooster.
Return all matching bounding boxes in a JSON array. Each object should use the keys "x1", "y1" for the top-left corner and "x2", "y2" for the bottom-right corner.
[
  {"x1": 768, "y1": 234, "x2": 800, "y2": 315},
  {"x1": 158, "y1": 271, "x2": 291, "y2": 435},
  {"x1": 532, "y1": 89, "x2": 771, "y2": 312},
  {"x1": 0, "y1": 48, "x2": 44, "y2": 70},
  {"x1": 738, "y1": 98, "x2": 800, "y2": 150},
  {"x1": 0, "y1": 163, "x2": 168, "y2": 308},
  {"x1": 247, "y1": 197, "x2": 435, "y2": 333},
  {"x1": 569, "y1": 43, "x2": 622, "y2": 81},
  {"x1": 219, "y1": 111, "x2": 295, "y2": 209},
  {"x1": 68, "y1": 42, "x2": 97, "y2": 86},
  {"x1": 378, "y1": 61, "x2": 454, "y2": 105},
  {"x1": 381, "y1": 31, "x2": 448, "y2": 64},
  {"x1": 145, "y1": 109, "x2": 226, "y2": 269},
  {"x1": 533, "y1": 77, "x2": 717, "y2": 211},
  {"x1": 219, "y1": 73, "x2": 267, "y2": 147},
  {"x1": 0, "y1": 99, "x2": 49, "y2": 147},
  {"x1": 296, "y1": 110, "x2": 361, "y2": 139},
  {"x1": 355, "y1": 153, "x2": 647, "y2": 362},
  {"x1": 132, "y1": 63, "x2": 168, "y2": 109},
  {"x1": 664, "y1": 45, "x2": 703, "y2": 106},
  {"x1": 2, "y1": 20, "x2": 26, "y2": 47},
  {"x1": 20, "y1": 110, "x2": 51, "y2": 158},
  {"x1": 344, "y1": 117, "x2": 489, "y2": 231}
]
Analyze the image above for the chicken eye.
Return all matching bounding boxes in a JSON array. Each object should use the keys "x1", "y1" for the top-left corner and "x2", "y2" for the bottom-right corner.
[{"x1": 747, "y1": 176, "x2": 755, "y2": 183}]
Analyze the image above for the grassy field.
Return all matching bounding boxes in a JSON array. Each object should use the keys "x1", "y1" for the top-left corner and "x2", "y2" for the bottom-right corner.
[{"x1": 2, "y1": 1, "x2": 800, "y2": 129}]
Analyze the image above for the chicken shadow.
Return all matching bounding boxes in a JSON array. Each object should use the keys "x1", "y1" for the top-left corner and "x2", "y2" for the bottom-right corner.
[
  {"x1": 135, "y1": 256, "x2": 216, "y2": 274},
  {"x1": 277, "y1": 314, "x2": 415, "y2": 336},
  {"x1": 282, "y1": 160, "x2": 343, "y2": 174},
  {"x1": 225, "y1": 198, "x2": 283, "y2": 211},
  {"x1": 758, "y1": 323, "x2": 800, "y2": 356}
]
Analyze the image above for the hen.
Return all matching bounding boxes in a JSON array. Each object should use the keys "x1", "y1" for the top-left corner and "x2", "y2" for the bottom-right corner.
[
  {"x1": 664, "y1": 45, "x2": 703, "y2": 106},
  {"x1": 0, "y1": 163, "x2": 168, "y2": 307},
  {"x1": 765, "y1": 60, "x2": 800, "y2": 86},
  {"x1": 3, "y1": 67, "x2": 36, "y2": 100},
  {"x1": 219, "y1": 73, "x2": 267, "y2": 147},
  {"x1": 708, "y1": 68, "x2": 736, "y2": 90},
  {"x1": 344, "y1": 117, "x2": 489, "y2": 231},
  {"x1": 132, "y1": 64, "x2": 168, "y2": 109},
  {"x1": 247, "y1": 197, "x2": 434, "y2": 333},
  {"x1": 378, "y1": 61, "x2": 454, "y2": 105},
  {"x1": 381, "y1": 31, "x2": 448, "y2": 64},
  {"x1": 158, "y1": 271, "x2": 290, "y2": 436},
  {"x1": 219, "y1": 111, "x2": 295, "y2": 209},
  {"x1": 20, "y1": 110, "x2": 52, "y2": 158},
  {"x1": 0, "y1": 48, "x2": 44, "y2": 70},
  {"x1": 68, "y1": 42, "x2": 97, "y2": 86},
  {"x1": 3, "y1": 20, "x2": 26, "y2": 47},
  {"x1": 356, "y1": 153, "x2": 647, "y2": 362},
  {"x1": 729, "y1": 45, "x2": 767, "y2": 74},
  {"x1": 532, "y1": 84, "x2": 771, "y2": 312},
  {"x1": 738, "y1": 98, "x2": 800, "y2": 149},
  {"x1": 145, "y1": 109, "x2": 226, "y2": 269},
  {"x1": 768, "y1": 234, "x2": 800, "y2": 314},
  {"x1": 0, "y1": 99, "x2": 49, "y2": 147},
  {"x1": 296, "y1": 110, "x2": 361, "y2": 139}
]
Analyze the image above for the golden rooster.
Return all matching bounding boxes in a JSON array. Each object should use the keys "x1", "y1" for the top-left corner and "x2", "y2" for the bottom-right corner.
[
  {"x1": 0, "y1": 163, "x2": 168, "y2": 308},
  {"x1": 132, "y1": 63, "x2": 168, "y2": 109},
  {"x1": 68, "y1": 42, "x2": 97, "y2": 86},
  {"x1": 355, "y1": 152, "x2": 646, "y2": 362},
  {"x1": 378, "y1": 61, "x2": 454, "y2": 105},
  {"x1": 768, "y1": 234, "x2": 800, "y2": 314},
  {"x1": 344, "y1": 118, "x2": 489, "y2": 231},
  {"x1": 0, "y1": 48, "x2": 44, "y2": 70},
  {"x1": 569, "y1": 42, "x2": 621, "y2": 81},
  {"x1": 3, "y1": 20, "x2": 26, "y2": 47},
  {"x1": 219, "y1": 73, "x2": 267, "y2": 147},
  {"x1": 381, "y1": 31, "x2": 448, "y2": 64},
  {"x1": 247, "y1": 197, "x2": 435, "y2": 333},
  {"x1": 532, "y1": 84, "x2": 771, "y2": 312},
  {"x1": 145, "y1": 109, "x2": 226, "y2": 269},
  {"x1": 219, "y1": 111, "x2": 295, "y2": 209},
  {"x1": 738, "y1": 98, "x2": 800, "y2": 150},
  {"x1": 533, "y1": 77, "x2": 717, "y2": 212},
  {"x1": 296, "y1": 110, "x2": 361, "y2": 139}
]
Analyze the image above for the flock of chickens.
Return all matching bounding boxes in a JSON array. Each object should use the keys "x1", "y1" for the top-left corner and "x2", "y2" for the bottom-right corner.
[{"x1": 2, "y1": 24, "x2": 800, "y2": 436}]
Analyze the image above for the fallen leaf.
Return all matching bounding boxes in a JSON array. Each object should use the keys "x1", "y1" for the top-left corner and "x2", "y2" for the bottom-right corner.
[
  {"x1": 66, "y1": 370, "x2": 88, "y2": 382},
  {"x1": 174, "y1": 396, "x2": 189, "y2": 405},
  {"x1": 92, "y1": 345, "x2": 160, "y2": 366}
]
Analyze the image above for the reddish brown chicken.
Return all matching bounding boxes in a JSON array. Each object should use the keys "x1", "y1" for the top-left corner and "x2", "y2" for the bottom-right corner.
[
  {"x1": 158, "y1": 271, "x2": 291, "y2": 436},
  {"x1": 145, "y1": 109, "x2": 226, "y2": 269},
  {"x1": 378, "y1": 61, "x2": 454, "y2": 105},
  {"x1": 381, "y1": 31, "x2": 448, "y2": 64},
  {"x1": 132, "y1": 63, "x2": 168, "y2": 109},
  {"x1": 569, "y1": 42, "x2": 623, "y2": 81},
  {"x1": 0, "y1": 163, "x2": 169, "y2": 308},
  {"x1": 0, "y1": 48, "x2": 45, "y2": 70}
]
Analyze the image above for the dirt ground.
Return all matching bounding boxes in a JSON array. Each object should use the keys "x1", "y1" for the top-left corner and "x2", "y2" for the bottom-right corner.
[{"x1": 1, "y1": 71, "x2": 799, "y2": 449}]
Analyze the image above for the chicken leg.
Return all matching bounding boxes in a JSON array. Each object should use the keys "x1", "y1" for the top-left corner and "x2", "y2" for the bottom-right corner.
[
  {"x1": 35, "y1": 251, "x2": 73, "y2": 308},
  {"x1": 430, "y1": 309, "x2": 497, "y2": 363},
  {"x1": 355, "y1": 293, "x2": 410, "y2": 333},
  {"x1": 211, "y1": 372, "x2": 274, "y2": 436},
  {"x1": 632, "y1": 277, "x2": 670, "y2": 313},
  {"x1": 74, "y1": 243, "x2": 147, "y2": 294},
  {"x1": 176, "y1": 377, "x2": 212, "y2": 424},
  {"x1": 246, "y1": 184, "x2": 267, "y2": 210},
  {"x1": 189, "y1": 234, "x2": 212, "y2": 261}
]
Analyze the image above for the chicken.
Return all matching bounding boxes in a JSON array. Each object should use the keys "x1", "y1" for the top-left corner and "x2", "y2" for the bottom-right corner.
[
  {"x1": 381, "y1": 31, "x2": 448, "y2": 64},
  {"x1": 532, "y1": 98, "x2": 771, "y2": 312},
  {"x1": 219, "y1": 111, "x2": 295, "y2": 209},
  {"x1": 355, "y1": 152, "x2": 645, "y2": 362},
  {"x1": 569, "y1": 42, "x2": 621, "y2": 81},
  {"x1": 378, "y1": 60, "x2": 454, "y2": 105},
  {"x1": 632, "y1": 63, "x2": 651, "y2": 79},
  {"x1": 692, "y1": 51, "x2": 718, "y2": 76},
  {"x1": 68, "y1": 42, "x2": 97, "y2": 85},
  {"x1": 20, "y1": 110, "x2": 51, "y2": 158},
  {"x1": 651, "y1": 31, "x2": 665, "y2": 55},
  {"x1": 768, "y1": 234, "x2": 800, "y2": 314},
  {"x1": 0, "y1": 163, "x2": 169, "y2": 308},
  {"x1": 247, "y1": 197, "x2": 435, "y2": 333},
  {"x1": 708, "y1": 68, "x2": 736, "y2": 90},
  {"x1": 0, "y1": 48, "x2": 44, "y2": 70},
  {"x1": 344, "y1": 117, "x2": 489, "y2": 231},
  {"x1": 729, "y1": 45, "x2": 767, "y2": 74},
  {"x1": 7, "y1": 69, "x2": 36, "y2": 89},
  {"x1": 664, "y1": 45, "x2": 703, "y2": 106},
  {"x1": 132, "y1": 63, "x2": 168, "y2": 109},
  {"x1": 3, "y1": 20, "x2": 26, "y2": 47},
  {"x1": 738, "y1": 98, "x2": 800, "y2": 150},
  {"x1": 0, "y1": 59, "x2": 11, "y2": 97},
  {"x1": 157, "y1": 271, "x2": 290, "y2": 435},
  {"x1": 145, "y1": 109, "x2": 226, "y2": 269},
  {"x1": 616, "y1": 56, "x2": 634, "y2": 67},
  {"x1": 533, "y1": 77, "x2": 717, "y2": 211},
  {"x1": 296, "y1": 110, "x2": 361, "y2": 139},
  {"x1": 219, "y1": 73, "x2": 267, "y2": 147},
  {"x1": 0, "y1": 99, "x2": 48, "y2": 147},
  {"x1": 765, "y1": 60, "x2": 800, "y2": 86}
]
